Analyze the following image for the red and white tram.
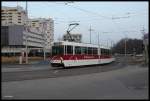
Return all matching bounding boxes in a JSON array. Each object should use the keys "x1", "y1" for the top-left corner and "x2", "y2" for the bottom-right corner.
[{"x1": 50, "y1": 41, "x2": 115, "y2": 68}]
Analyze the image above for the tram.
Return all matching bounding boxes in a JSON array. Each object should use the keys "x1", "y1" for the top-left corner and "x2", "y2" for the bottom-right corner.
[{"x1": 50, "y1": 41, "x2": 115, "y2": 68}]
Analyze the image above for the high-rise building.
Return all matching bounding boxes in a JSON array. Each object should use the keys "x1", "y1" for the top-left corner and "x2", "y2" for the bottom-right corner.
[
  {"x1": 1, "y1": 6, "x2": 54, "y2": 55},
  {"x1": 1, "y1": 6, "x2": 27, "y2": 26},
  {"x1": 28, "y1": 18, "x2": 54, "y2": 50}
]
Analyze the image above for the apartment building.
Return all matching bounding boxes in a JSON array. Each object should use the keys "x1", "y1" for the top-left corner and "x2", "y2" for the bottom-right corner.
[
  {"x1": 63, "y1": 33, "x2": 82, "y2": 43},
  {"x1": 1, "y1": 6, "x2": 27, "y2": 26},
  {"x1": 28, "y1": 18, "x2": 54, "y2": 50},
  {"x1": 1, "y1": 6, "x2": 54, "y2": 55}
]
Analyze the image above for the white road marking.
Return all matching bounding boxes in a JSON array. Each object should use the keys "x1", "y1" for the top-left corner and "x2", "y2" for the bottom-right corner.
[
  {"x1": 3, "y1": 95, "x2": 14, "y2": 98},
  {"x1": 54, "y1": 70, "x2": 58, "y2": 73}
]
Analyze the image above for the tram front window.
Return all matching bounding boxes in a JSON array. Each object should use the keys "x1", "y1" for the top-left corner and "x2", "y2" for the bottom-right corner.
[{"x1": 52, "y1": 46, "x2": 64, "y2": 56}]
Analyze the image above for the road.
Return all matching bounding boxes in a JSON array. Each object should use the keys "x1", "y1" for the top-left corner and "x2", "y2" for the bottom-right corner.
[
  {"x1": 2, "y1": 56, "x2": 149, "y2": 99},
  {"x1": 2, "y1": 57, "x2": 123, "y2": 82}
]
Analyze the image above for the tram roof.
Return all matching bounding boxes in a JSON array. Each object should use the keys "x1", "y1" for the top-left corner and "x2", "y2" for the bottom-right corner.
[{"x1": 52, "y1": 41, "x2": 110, "y2": 49}]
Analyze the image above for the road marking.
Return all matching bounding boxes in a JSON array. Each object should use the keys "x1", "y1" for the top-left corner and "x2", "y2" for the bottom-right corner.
[
  {"x1": 54, "y1": 70, "x2": 58, "y2": 73},
  {"x1": 3, "y1": 95, "x2": 14, "y2": 98}
]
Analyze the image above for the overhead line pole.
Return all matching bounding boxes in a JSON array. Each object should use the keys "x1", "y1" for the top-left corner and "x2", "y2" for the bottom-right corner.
[
  {"x1": 89, "y1": 25, "x2": 94, "y2": 44},
  {"x1": 25, "y1": 1, "x2": 28, "y2": 64}
]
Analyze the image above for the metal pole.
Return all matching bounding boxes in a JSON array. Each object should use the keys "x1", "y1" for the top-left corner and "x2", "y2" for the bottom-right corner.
[
  {"x1": 125, "y1": 38, "x2": 126, "y2": 57},
  {"x1": 98, "y1": 32, "x2": 99, "y2": 45},
  {"x1": 90, "y1": 25, "x2": 91, "y2": 44},
  {"x1": 25, "y1": 1, "x2": 28, "y2": 64},
  {"x1": 98, "y1": 32, "x2": 100, "y2": 63},
  {"x1": 89, "y1": 25, "x2": 94, "y2": 44},
  {"x1": 43, "y1": 22, "x2": 46, "y2": 60},
  {"x1": 44, "y1": 40, "x2": 46, "y2": 60}
]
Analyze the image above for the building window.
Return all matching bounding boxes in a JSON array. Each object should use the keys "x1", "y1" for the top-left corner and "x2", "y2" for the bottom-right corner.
[{"x1": 9, "y1": 9, "x2": 17, "y2": 11}]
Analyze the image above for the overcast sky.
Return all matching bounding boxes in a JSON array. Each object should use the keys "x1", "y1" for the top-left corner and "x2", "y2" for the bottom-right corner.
[{"x1": 2, "y1": 1, "x2": 148, "y2": 47}]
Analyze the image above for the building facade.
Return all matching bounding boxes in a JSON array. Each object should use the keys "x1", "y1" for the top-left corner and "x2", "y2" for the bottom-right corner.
[
  {"x1": 63, "y1": 33, "x2": 82, "y2": 43},
  {"x1": 1, "y1": 6, "x2": 27, "y2": 26},
  {"x1": 28, "y1": 18, "x2": 54, "y2": 50},
  {"x1": 1, "y1": 6, "x2": 54, "y2": 55},
  {"x1": 1, "y1": 25, "x2": 45, "y2": 54}
]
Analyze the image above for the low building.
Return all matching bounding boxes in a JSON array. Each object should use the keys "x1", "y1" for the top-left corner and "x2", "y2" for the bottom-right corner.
[
  {"x1": 1, "y1": 25, "x2": 45, "y2": 56},
  {"x1": 63, "y1": 33, "x2": 82, "y2": 43}
]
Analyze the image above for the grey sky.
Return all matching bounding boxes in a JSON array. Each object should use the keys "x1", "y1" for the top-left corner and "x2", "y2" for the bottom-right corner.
[{"x1": 2, "y1": 1, "x2": 148, "y2": 47}]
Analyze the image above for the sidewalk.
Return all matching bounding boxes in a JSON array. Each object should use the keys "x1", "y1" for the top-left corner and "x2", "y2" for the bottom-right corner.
[
  {"x1": 2, "y1": 60, "x2": 51, "y2": 72},
  {"x1": 2, "y1": 65, "x2": 51, "y2": 73}
]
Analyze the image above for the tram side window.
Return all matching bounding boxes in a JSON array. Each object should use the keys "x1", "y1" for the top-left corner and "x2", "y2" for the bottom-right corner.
[
  {"x1": 108, "y1": 50, "x2": 110, "y2": 55},
  {"x1": 93, "y1": 48, "x2": 98, "y2": 55},
  {"x1": 101, "y1": 48, "x2": 105, "y2": 55},
  {"x1": 52, "y1": 45, "x2": 64, "y2": 56},
  {"x1": 75, "y1": 46, "x2": 81, "y2": 54},
  {"x1": 101, "y1": 48, "x2": 110, "y2": 55},
  {"x1": 67, "y1": 45, "x2": 73, "y2": 54},
  {"x1": 88, "y1": 47, "x2": 92, "y2": 55},
  {"x1": 105, "y1": 49, "x2": 110, "y2": 55},
  {"x1": 81, "y1": 47, "x2": 87, "y2": 54}
]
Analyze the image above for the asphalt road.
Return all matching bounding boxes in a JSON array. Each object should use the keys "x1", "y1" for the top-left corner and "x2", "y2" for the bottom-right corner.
[
  {"x1": 2, "y1": 56, "x2": 125, "y2": 82},
  {"x1": 2, "y1": 65, "x2": 148, "y2": 99},
  {"x1": 1, "y1": 56, "x2": 144, "y2": 82},
  {"x1": 1, "y1": 56, "x2": 148, "y2": 99}
]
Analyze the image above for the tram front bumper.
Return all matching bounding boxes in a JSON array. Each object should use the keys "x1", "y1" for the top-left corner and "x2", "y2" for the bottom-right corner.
[{"x1": 50, "y1": 60, "x2": 63, "y2": 67}]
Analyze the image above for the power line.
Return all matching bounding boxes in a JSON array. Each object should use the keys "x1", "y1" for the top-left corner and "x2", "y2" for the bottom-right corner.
[{"x1": 66, "y1": 4, "x2": 111, "y2": 20}]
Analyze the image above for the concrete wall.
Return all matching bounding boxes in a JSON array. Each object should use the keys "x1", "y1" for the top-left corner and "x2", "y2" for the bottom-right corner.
[
  {"x1": 1, "y1": 25, "x2": 24, "y2": 46},
  {"x1": 8, "y1": 25, "x2": 24, "y2": 45},
  {"x1": 1, "y1": 26, "x2": 9, "y2": 46}
]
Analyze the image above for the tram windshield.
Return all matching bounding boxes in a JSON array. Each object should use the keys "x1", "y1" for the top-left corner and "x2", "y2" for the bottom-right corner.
[{"x1": 52, "y1": 45, "x2": 64, "y2": 56}]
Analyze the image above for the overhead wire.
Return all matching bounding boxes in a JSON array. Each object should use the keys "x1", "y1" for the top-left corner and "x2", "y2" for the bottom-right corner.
[
  {"x1": 43, "y1": 2, "x2": 146, "y2": 41},
  {"x1": 65, "y1": 3, "x2": 146, "y2": 35}
]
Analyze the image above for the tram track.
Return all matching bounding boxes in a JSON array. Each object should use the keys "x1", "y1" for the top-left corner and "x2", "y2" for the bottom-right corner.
[{"x1": 2, "y1": 60, "x2": 125, "y2": 82}]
